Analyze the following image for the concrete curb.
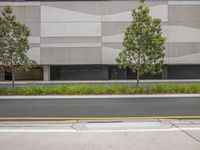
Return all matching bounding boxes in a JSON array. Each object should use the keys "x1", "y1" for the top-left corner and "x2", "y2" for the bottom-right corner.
[{"x1": 1, "y1": 94, "x2": 200, "y2": 99}]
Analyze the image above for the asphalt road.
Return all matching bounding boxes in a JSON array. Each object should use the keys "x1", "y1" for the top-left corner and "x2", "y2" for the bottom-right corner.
[{"x1": 0, "y1": 97, "x2": 200, "y2": 118}]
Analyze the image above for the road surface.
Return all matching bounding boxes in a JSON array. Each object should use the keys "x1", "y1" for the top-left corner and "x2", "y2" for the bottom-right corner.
[{"x1": 0, "y1": 97, "x2": 200, "y2": 118}]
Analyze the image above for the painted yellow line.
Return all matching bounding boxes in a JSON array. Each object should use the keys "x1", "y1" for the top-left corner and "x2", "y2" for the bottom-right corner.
[{"x1": 0, "y1": 116, "x2": 200, "y2": 120}]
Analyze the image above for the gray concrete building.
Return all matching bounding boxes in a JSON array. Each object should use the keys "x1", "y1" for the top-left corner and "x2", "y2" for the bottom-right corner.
[{"x1": 0, "y1": 0, "x2": 200, "y2": 80}]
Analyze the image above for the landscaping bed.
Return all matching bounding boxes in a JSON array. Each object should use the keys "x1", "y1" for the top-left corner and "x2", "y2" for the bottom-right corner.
[{"x1": 1, "y1": 84, "x2": 200, "y2": 95}]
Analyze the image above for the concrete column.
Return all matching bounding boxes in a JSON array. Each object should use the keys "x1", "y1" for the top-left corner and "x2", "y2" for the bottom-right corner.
[
  {"x1": 162, "y1": 65, "x2": 168, "y2": 80},
  {"x1": 43, "y1": 66, "x2": 50, "y2": 81},
  {"x1": 0, "y1": 69, "x2": 5, "y2": 81}
]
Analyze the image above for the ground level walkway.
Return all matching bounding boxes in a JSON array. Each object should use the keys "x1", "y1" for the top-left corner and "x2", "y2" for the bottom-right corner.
[{"x1": 0, "y1": 119, "x2": 200, "y2": 150}]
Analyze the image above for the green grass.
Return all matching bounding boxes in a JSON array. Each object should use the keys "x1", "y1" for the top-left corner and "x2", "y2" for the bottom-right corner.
[{"x1": 1, "y1": 84, "x2": 200, "y2": 95}]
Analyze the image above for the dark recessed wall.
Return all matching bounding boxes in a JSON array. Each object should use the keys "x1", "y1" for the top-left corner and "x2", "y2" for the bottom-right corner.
[
  {"x1": 50, "y1": 65, "x2": 163, "y2": 80},
  {"x1": 50, "y1": 65, "x2": 200, "y2": 80},
  {"x1": 50, "y1": 65, "x2": 108, "y2": 80},
  {"x1": 168, "y1": 65, "x2": 200, "y2": 79}
]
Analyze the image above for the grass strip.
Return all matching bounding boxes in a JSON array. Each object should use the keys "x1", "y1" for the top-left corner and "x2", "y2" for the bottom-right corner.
[{"x1": 1, "y1": 83, "x2": 200, "y2": 95}]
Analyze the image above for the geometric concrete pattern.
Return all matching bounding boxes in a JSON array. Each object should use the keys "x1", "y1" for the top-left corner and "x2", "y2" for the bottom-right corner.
[{"x1": 0, "y1": 1, "x2": 200, "y2": 65}]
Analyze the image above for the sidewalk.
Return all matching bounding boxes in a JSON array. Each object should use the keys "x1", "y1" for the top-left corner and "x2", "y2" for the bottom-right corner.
[
  {"x1": 0, "y1": 119, "x2": 200, "y2": 150},
  {"x1": 1, "y1": 119, "x2": 200, "y2": 131}
]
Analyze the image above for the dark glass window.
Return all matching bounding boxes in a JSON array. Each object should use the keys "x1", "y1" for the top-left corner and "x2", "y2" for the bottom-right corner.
[
  {"x1": 50, "y1": 65, "x2": 108, "y2": 80},
  {"x1": 5, "y1": 71, "x2": 12, "y2": 81},
  {"x1": 168, "y1": 65, "x2": 200, "y2": 79}
]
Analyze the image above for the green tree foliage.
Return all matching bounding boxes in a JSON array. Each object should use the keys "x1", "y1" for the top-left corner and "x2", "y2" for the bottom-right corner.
[
  {"x1": 0, "y1": 6, "x2": 36, "y2": 90},
  {"x1": 116, "y1": 0, "x2": 166, "y2": 87}
]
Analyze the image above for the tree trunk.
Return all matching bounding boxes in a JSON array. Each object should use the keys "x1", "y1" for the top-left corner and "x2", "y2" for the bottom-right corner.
[
  {"x1": 136, "y1": 51, "x2": 141, "y2": 88},
  {"x1": 136, "y1": 67, "x2": 140, "y2": 87},
  {"x1": 11, "y1": 68, "x2": 15, "y2": 91}
]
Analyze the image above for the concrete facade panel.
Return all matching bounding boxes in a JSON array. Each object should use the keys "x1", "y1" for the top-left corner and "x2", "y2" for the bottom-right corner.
[
  {"x1": 149, "y1": 4, "x2": 168, "y2": 22},
  {"x1": 102, "y1": 47, "x2": 120, "y2": 64},
  {"x1": 1, "y1": 1, "x2": 200, "y2": 68},
  {"x1": 169, "y1": 5, "x2": 200, "y2": 22},
  {"x1": 41, "y1": 6, "x2": 101, "y2": 22},
  {"x1": 0, "y1": 5, "x2": 40, "y2": 22},
  {"x1": 102, "y1": 34, "x2": 124, "y2": 43},
  {"x1": 168, "y1": 1, "x2": 200, "y2": 5},
  {"x1": 24, "y1": 6, "x2": 40, "y2": 22},
  {"x1": 102, "y1": 11, "x2": 132, "y2": 22},
  {"x1": 27, "y1": 48, "x2": 40, "y2": 64},
  {"x1": 102, "y1": 43, "x2": 123, "y2": 50},
  {"x1": 102, "y1": 22, "x2": 129, "y2": 36},
  {"x1": 40, "y1": 48, "x2": 70, "y2": 65},
  {"x1": 29, "y1": 43, "x2": 40, "y2": 48},
  {"x1": 0, "y1": 2, "x2": 40, "y2": 6},
  {"x1": 6, "y1": 6, "x2": 25, "y2": 21},
  {"x1": 40, "y1": 48, "x2": 101, "y2": 65},
  {"x1": 163, "y1": 26, "x2": 200, "y2": 43},
  {"x1": 100, "y1": 1, "x2": 167, "y2": 15},
  {"x1": 26, "y1": 22, "x2": 40, "y2": 37},
  {"x1": 41, "y1": 37, "x2": 102, "y2": 44},
  {"x1": 167, "y1": 53, "x2": 200, "y2": 64},
  {"x1": 70, "y1": 48, "x2": 102, "y2": 64},
  {"x1": 41, "y1": 43, "x2": 101, "y2": 48},
  {"x1": 41, "y1": 22, "x2": 101, "y2": 37},
  {"x1": 28, "y1": 37, "x2": 40, "y2": 44},
  {"x1": 42, "y1": 1, "x2": 102, "y2": 15},
  {"x1": 167, "y1": 22, "x2": 200, "y2": 30},
  {"x1": 166, "y1": 43, "x2": 200, "y2": 57},
  {"x1": 101, "y1": 5, "x2": 168, "y2": 22}
]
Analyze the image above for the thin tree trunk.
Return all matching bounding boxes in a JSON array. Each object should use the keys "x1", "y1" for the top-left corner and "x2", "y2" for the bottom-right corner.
[
  {"x1": 136, "y1": 67, "x2": 140, "y2": 87},
  {"x1": 11, "y1": 68, "x2": 15, "y2": 91},
  {"x1": 136, "y1": 51, "x2": 141, "y2": 88}
]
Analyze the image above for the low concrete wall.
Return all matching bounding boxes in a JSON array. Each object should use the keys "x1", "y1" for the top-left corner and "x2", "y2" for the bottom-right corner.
[{"x1": 1, "y1": 80, "x2": 200, "y2": 88}]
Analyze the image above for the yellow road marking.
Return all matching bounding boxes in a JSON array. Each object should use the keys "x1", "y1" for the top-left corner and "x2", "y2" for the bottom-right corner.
[{"x1": 0, "y1": 116, "x2": 200, "y2": 120}]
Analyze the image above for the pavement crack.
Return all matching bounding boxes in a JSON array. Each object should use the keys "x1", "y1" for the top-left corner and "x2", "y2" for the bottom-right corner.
[
  {"x1": 71, "y1": 124, "x2": 78, "y2": 131},
  {"x1": 173, "y1": 123, "x2": 200, "y2": 144},
  {"x1": 169, "y1": 123, "x2": 175, "y2": 129}
]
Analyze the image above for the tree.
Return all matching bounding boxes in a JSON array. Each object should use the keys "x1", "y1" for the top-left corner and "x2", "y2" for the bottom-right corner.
[
  {"x1": 116, "y1": 0, "x2": 166, "y2": 87},
  {"x1": 0, "y1": 6, "x2": 35, "y2": 91}
]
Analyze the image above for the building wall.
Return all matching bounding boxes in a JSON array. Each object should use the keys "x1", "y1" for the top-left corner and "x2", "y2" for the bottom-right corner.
[
  {"x1": 40, "y1": 1, "x2": 169, "y2": 65},
  {"x1": 0, "y1": 1, "x2": 200, "y2": 80},
  {"x1": 0, "y1": 2, "x2": 41, "y2": 64},
  {"x1": 1, "y1": 1, "x2": 200, "y2": 66},
  {"x1": 15, "y1": 68, "x2": 43, "y2": 80}
]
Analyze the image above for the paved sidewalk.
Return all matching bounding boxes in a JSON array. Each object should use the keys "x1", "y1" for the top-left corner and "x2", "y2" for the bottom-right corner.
[{"x1": 0, "y1": 119, "x2": 200, "y2": 150}]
